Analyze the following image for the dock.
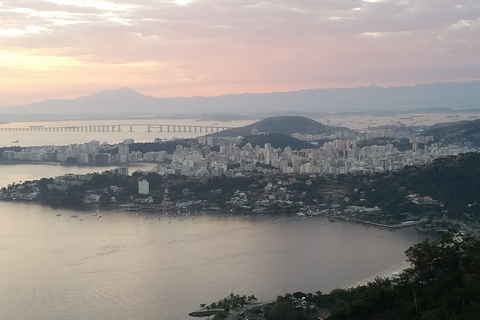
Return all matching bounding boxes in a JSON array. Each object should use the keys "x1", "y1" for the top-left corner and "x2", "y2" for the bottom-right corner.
[
  {"x1": 188, "y1": 307, "x2": 224, "y2": 317},
  {"x1": 348, "y1": 218, "x2": 419, "y2": 230}
]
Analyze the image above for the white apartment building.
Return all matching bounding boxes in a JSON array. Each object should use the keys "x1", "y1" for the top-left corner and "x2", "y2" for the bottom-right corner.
[{"x1": 138, "y1": 179, "x2": 150, "y2": 195}]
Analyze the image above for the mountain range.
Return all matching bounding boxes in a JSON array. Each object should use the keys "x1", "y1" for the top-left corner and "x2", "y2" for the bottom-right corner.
[{"x1": 1, "y1": 81, "x2": 480, "y2": 121}]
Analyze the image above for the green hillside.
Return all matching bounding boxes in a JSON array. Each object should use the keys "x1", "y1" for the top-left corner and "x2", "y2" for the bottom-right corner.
[
  {"x1": 264, "y1": 231, "x2": 480, "y2": 320},
  {"x1": 424, "y1": 119, "x2": 480, "y2": 146},
  {"x1": 211, "y1": 116, "x2": 337, "y2": 137},
  {"x1": 355, "y1": 152, "x2": 480, "y2": 220}
]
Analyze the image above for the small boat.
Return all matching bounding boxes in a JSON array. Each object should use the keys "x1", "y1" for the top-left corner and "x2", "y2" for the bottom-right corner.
[
  {"x1": 12, "y1": 140, "x2": 19, "y2": 143},
  {"x1": 93, "y1": 209, "x2": 99, "y2": 216},
  {"x1": 71, "y1": 214, "x2": 79, "y2": 218},
  {"x1": 55, "y1": 213, "x2": 61, "y2": 217}
]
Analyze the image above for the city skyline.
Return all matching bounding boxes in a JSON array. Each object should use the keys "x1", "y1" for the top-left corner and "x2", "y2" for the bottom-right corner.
[{"x1": 1, "y1": 0, "x2": 479, "y2": 107}]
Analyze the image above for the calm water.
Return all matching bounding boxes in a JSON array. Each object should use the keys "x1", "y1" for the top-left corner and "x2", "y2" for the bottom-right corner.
[{"x1": 0, "y1": 201, "x2": 427, "y2": 320}]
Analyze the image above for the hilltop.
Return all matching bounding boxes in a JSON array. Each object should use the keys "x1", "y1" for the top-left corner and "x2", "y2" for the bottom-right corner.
[{"x1": 211, "y1": 116, "x2": 337, "y2": 137}]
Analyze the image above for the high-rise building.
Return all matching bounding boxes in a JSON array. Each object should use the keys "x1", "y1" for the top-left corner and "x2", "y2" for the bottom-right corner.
[
  {"x1": 118, "y1": 144, "x2": 129, "y2": 163},
  {"x1": 115, "y1": 167, "x2": 129, "y2": 176},
  {"x1": 138, "y1": 180, "x2": 150, "y2": 195}
]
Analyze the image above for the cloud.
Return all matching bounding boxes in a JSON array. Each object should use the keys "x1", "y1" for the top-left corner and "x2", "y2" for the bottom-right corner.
[{"x1": 0, "y1": 0, "x2": 479, "y2": 106}]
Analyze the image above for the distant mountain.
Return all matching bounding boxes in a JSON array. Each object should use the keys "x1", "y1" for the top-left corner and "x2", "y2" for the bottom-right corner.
[
  {"x1": 1, "y1": 81, "x2": 480, "y2": 120},
  {"x1": 210, "y1": 116, "x2": 337, "y2": 137},
  {"x1": 0, "y1": 87, "x2": 160, "y2": 117}
]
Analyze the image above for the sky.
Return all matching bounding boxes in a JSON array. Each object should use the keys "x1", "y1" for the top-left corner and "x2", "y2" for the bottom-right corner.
[{"x1": 1, "y1": 0, "x2": 479, "y2": 107}]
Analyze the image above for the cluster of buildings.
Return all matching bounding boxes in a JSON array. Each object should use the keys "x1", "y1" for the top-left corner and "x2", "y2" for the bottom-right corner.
[
  {"x1": 0, "y1": 170, "x2": 154, "y2": 205},
  {"x1": 1, "y1": 129, "x2": 477, "y2": 176},
  {"x1": 162, "y1": 132, "x2": 474, "y2": 176}
]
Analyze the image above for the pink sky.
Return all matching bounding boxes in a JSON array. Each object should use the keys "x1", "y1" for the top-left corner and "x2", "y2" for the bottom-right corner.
[{"x1": 1, "y1": 0, "x2": 479, "y2": 107}]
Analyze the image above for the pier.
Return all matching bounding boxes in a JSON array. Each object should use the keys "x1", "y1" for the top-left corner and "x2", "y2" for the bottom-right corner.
[
  {"x1": 348, "y1": 218, "x2": 419, "y2": 230},
  {"x1": 0, "y1": 123, "x2": 231, "y2": 134}
]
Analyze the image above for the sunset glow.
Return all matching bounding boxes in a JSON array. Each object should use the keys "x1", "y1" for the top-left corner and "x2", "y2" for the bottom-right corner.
[{"x1": 1, "y1": 0, "x2": 479, "y2": 107}]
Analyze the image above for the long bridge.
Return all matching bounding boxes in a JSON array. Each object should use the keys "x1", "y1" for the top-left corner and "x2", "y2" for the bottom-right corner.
[{"x1": 0, "y1": 123, "x2": 232, "y2": 133}]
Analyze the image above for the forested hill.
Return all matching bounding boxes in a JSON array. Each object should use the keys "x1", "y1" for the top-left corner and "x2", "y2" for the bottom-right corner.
[
  {"x1": 211, "y1": 116, "x2": 337, "y2": 137},
  {"x1": 363, "y1": 152, "x2": 480, "y2": 218},
  {"x1": 329, "y1": 231, "x2": 480, "y2": 319},
  {"x1": 424, "y1": 119, "x2": 480, "y2": 147},
  {"x1": 264, "y1": 231, "x2": 480, "y2": 320}
]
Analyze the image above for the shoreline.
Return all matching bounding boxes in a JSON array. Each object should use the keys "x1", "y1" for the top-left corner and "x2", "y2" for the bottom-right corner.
[
  {"x1": 0, "y1": 160, "x2": 157, "y2": 168},
  {"x1": 343, "y1": 261, "x2": 410, "y2": 289}
]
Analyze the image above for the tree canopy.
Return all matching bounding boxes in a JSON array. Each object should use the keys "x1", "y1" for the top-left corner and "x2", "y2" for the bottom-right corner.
[{"x1": 265, "y1": 230, "x2": 480, "y2": 320}]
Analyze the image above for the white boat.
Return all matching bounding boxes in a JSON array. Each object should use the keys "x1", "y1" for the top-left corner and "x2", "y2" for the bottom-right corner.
[{"x1": 93, "y1": 209, "x2": 99, "y2": 216}]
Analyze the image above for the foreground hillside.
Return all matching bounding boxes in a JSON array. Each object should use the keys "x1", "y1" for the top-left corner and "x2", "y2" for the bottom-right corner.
[{"x1": 264, "y1": 231, "x2": 480, "y2": 320}]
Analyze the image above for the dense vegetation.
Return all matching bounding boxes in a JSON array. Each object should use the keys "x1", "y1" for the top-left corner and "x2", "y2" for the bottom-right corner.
[
  {"x1": 264, "y1": 230, "x2": 480, "y2": 320},
  {"x1": 11, "y1": 169, "x2": 338, "y2": 212},
  {"x1": 424, "y1": 119, "x2": 480, "y2": 147},
  {"x1": 210, "y1": 116, "x2": 337, "y2": 137},
  {"x1": 352, "y1": 152, "x2": 480, "y2": 221}
]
